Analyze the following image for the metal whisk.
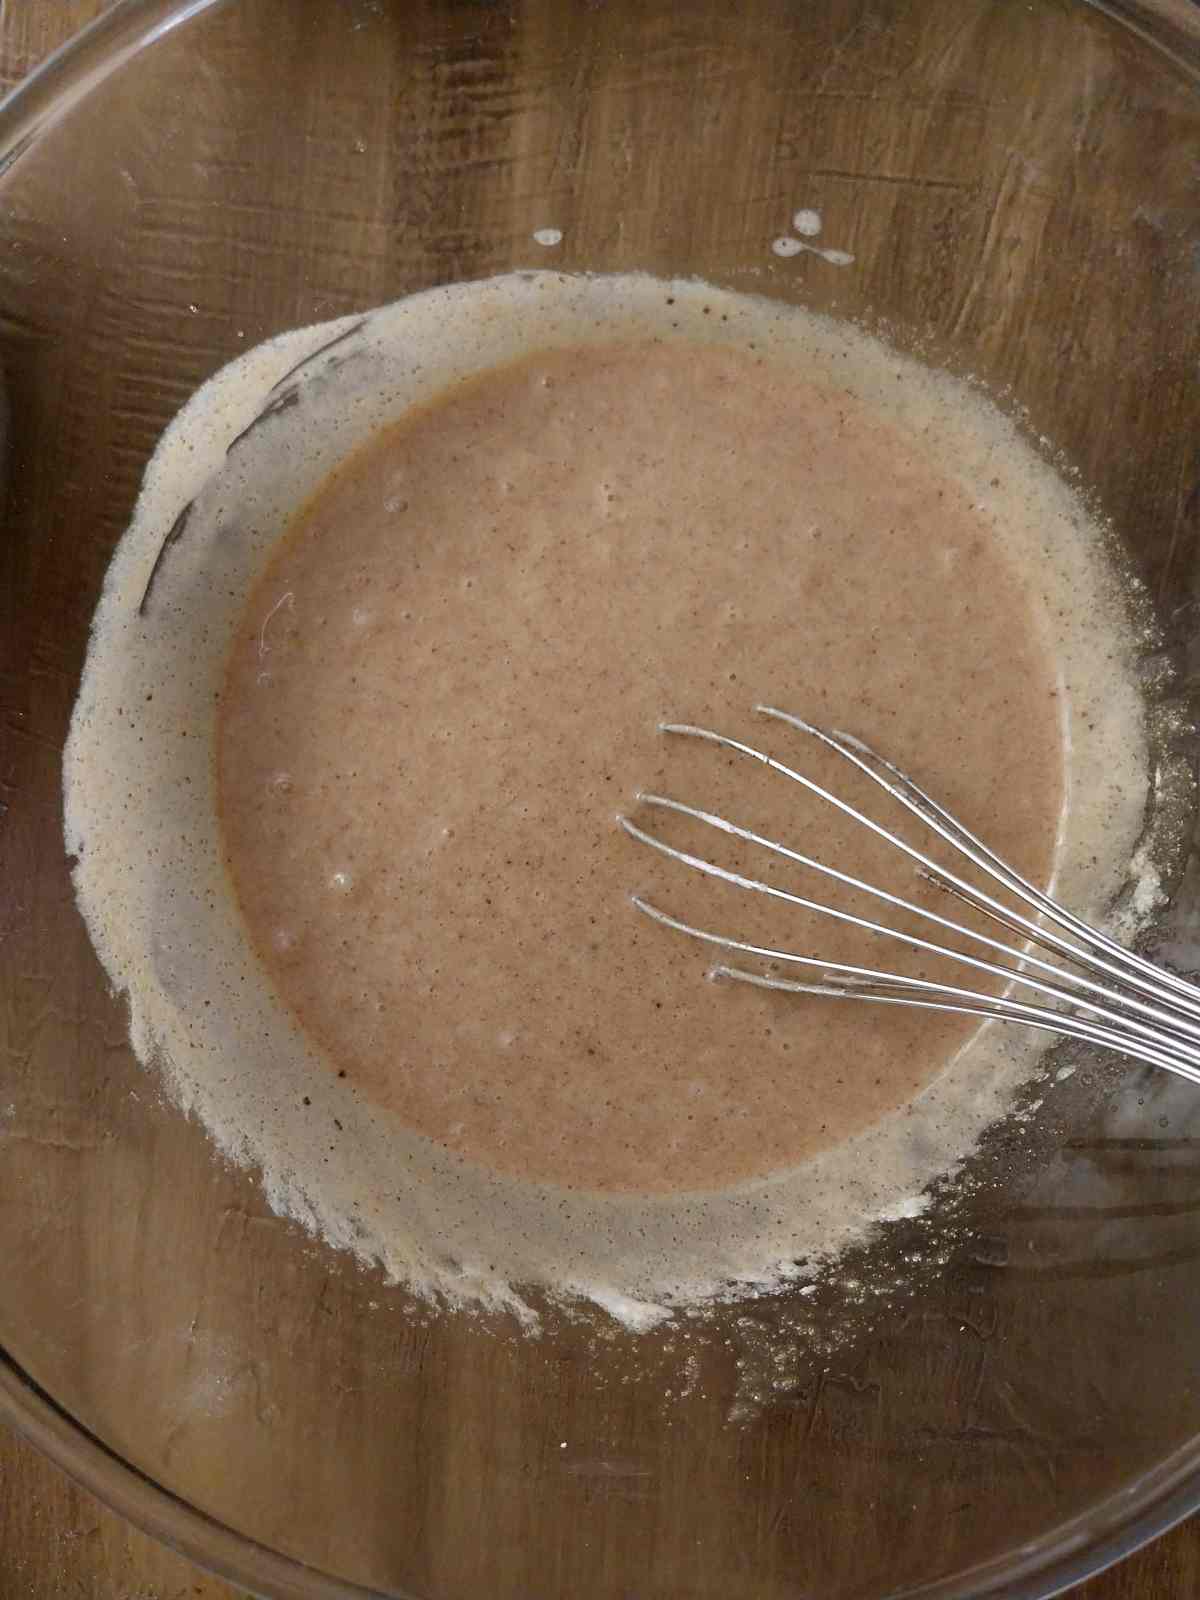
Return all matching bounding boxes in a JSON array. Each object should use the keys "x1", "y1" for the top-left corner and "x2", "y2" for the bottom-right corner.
[{"x1": 619, "y1": 706, "x2": 1200, "y2": 1084}]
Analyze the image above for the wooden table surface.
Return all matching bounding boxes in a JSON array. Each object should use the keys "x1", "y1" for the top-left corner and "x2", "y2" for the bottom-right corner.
[
  {"x1": 0, "y1": 1411, "x2": 1178, "y2": 1600},
  {"x1": 0, "y1": 2, "x2": 1198, "y2": 1596}
]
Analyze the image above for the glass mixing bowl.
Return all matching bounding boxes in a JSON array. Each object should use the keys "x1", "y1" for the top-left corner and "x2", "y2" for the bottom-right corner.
[{"x1": 3, "y1": 1, "x2": 1200, "y2": 1596}]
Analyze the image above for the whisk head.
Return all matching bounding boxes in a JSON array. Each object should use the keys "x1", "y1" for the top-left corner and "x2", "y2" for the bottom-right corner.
[{"x1": 618, "y1": 708, "x2": 1200, "y2": 1084}]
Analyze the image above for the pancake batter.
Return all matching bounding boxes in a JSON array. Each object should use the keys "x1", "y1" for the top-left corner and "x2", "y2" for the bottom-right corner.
[
  {"x1": 64, "y1": 273, "x2": 1151, "y2": 1321},
  {"x1": 217, "y1": 339, "x2": 1062, "y2": 1193}
]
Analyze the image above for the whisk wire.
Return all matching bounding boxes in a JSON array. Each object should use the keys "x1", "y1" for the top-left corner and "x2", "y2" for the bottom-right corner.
[
  {"x1": 757, "y1": 707, "x2": 1200, "y2": 1024},
  {"x1": 623, "y1": 710, "x2": 1200, "y2": 1086},
  {"x1": 657, "y1": 715, "x2": 1200, "y2": 1036},
  {"x1": 622, "y1": 795, "x2": 1200, "y2": 1060},
  {"x1": 633, "y1": 895, "x2": 1195, "y2": 1078},
  {"x1": 713, "y1": 964, "x2": 1200, "y2": 1082}
]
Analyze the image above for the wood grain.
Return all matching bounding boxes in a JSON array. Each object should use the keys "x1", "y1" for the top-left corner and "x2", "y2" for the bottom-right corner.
[
  {"x1": 1, "y1": 2, "x2": 1200, "y2": 1598},
  {"x1": 0, "y1": 1418, "x2": 235, "y2": 1599},
  {"x1": 6, "y1": 1383, "x2": 1200, "y2": 1599},
  {"x1": 0, "y1": 13, "x2": 251, "y2": 1595}
]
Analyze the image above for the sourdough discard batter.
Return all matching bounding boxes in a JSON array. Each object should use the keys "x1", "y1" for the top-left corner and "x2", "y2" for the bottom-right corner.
[
  {"x1": 218, "y1": 339, "x2": 1062, "y2": 1194},
  {"x1": 64, "y1": 273, "x2": 1150, "y2": 1320}
]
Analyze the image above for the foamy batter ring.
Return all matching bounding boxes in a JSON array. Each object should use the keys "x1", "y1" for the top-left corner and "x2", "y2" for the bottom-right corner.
[{"x1": 64, "y1": 273, "x2": 1150, "y2": 1326}]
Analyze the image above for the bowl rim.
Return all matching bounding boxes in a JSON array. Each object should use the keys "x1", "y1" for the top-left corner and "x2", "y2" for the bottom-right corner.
[{"x1": 2, "y1": 1, "x2": 1200, "y2": 1595}]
